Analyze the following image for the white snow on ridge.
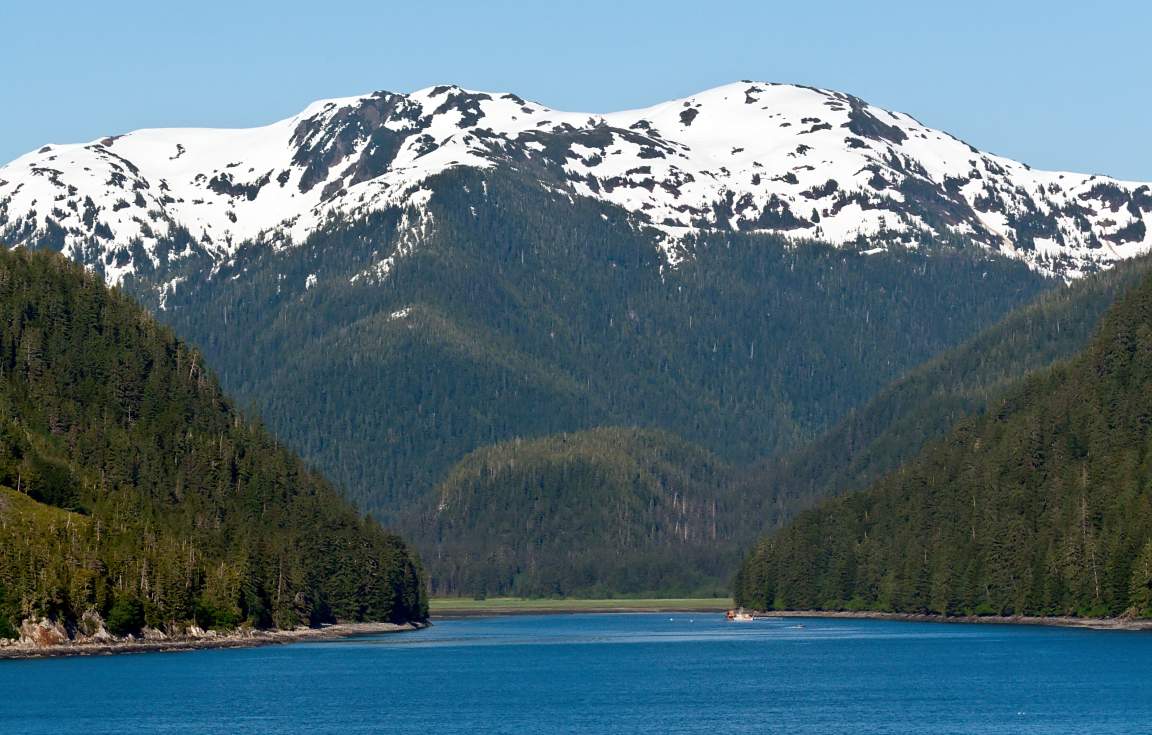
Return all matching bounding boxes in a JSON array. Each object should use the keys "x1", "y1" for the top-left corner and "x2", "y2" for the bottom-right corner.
[{"x1": 1, "y1": 82, "x2": 1149, "y2": 283}]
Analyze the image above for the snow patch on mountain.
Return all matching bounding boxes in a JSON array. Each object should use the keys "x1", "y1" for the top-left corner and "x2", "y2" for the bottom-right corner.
[{"x1": 2, "y1": 82, "x2": 1149, "y2": 282}]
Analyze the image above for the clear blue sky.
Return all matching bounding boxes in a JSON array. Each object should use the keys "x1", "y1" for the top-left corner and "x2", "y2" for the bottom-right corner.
[{"x1": 3, "y1": 1, "x2": 1149, "y2": 180}]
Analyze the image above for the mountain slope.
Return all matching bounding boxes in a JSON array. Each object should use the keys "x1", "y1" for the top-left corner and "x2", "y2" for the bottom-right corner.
[
  {"x1": 738, "y1": 255, "x2": 1152, "y2": 534},
  {"x1": 125, "y1": 167, "x2": 1060, "y2": 596},
  {"x1": 2, "y1": 83, "x2": 1149, "y2": 282},
  {"x1": 143, "y1": 169, "x2": 1051, "y2": 523},
  {"x1": 734, "y1": 268, "x2": 1152, "y2": 618},
  {"x1": 0, "y1": 248, "x2": 426, "y2": 638}
]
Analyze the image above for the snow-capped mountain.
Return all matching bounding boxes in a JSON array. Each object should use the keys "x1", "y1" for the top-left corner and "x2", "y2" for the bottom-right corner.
[{"x1": 1, "y1": 82, "x2": 1149, "y2": 283}]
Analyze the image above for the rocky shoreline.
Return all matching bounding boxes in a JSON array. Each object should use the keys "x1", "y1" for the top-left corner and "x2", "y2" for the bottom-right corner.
[
  {"x1": 755, "y1": 609, "x2": 1152, "y2": 631},
  {"x1": 0, "y1": 619, "x2": 426, "y2": 660}
]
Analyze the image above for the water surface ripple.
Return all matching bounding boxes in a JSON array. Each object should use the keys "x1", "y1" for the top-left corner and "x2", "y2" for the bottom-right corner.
[{"x1": 2, "y1": 613, "x2": 1150, "y2": 734}]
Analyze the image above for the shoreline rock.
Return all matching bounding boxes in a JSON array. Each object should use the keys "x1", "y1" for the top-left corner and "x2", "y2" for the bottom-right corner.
[{"x1": 0, "y1": 620, "x2": 427, "y2": 660}]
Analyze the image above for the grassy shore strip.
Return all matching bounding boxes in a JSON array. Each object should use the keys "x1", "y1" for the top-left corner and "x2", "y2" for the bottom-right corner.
[
  {"x1": 430, "y1": 597, "x2": 733, "y2": 616},
  {"x1": 0, "y1": 621, "x2": 425, "y2": 660},
  {"x1": 756, "y1": 610, "x2": 1152, "y2": 631}
]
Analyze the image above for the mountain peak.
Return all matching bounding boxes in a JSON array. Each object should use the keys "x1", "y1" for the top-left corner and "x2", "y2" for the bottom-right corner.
[{"x1": 1, "y1": 82, "x2": 1148, "y2": 283}]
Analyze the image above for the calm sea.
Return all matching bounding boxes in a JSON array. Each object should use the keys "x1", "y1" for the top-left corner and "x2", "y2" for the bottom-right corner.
[{"x1": 2, "y1": 613, "x2": 1150, "y2": 734}]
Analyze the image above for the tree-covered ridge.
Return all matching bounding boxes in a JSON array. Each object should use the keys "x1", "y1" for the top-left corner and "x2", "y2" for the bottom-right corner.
[
  {"x1": 735, "y1": 269, "x2": 1152, "y2": 618},
  {"x1": 738, "y1": 256, "x2": 1152, "y2": 533},
  {"x1": 420, "y1": 428, "x2": 735, "y2": 598},
  {"x1": 0, "y1": 248, "x2": 426, "y2": 638}
]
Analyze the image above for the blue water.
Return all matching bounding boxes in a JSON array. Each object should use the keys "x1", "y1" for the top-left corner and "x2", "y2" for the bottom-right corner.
[{"x1": 2, "y1": 613, "x2": 1150, "y2": 734}]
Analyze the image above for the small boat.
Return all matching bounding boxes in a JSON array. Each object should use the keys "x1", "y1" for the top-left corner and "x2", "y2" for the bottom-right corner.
[{"x1": 726, "y1": 609, "x2": 755, "y2": 622}]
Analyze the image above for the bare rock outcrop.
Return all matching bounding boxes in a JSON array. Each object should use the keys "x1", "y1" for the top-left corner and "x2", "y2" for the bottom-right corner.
[{"x1": 19, "y1": 618, "x2": 69, "y2": 647}]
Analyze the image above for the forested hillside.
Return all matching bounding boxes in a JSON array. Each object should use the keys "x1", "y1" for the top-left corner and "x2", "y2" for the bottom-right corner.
[
  {"x1": 735, "y1": 269, "x2": 1152, "y2": 618},
  {"x1": 136, "y1": 169, "x2": 1052, "y2": 592},
  {"x1": 0, "y1": 249, "x2": 426, "y2": 638},
  {"x1": 415, "y1": 256, "x2": 1149, "y2": 597},
  {"x1": 739, "y1": 256, "x2": 1152, "y2": 531},
  {"x1": 420, "y1": 428, "x2": 735, "y2": 597}
]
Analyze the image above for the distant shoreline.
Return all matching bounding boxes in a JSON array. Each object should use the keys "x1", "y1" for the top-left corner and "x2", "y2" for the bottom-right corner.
[
  {"x1": 435, "y1": 606, "x2": 731, "y2": 618},
  {"x1": 750, "y1": 609, "x2": 1152, "y2": 631},
  {"x1": 429, "y1": 597, "x2": 733, "y2": 617},
  {"x1": 430, "y1": 602, "x2": 1152, "y2": 631},
  {"x1": 0, "y1": 621, "x2": 425, "y2": 661},
  {"x1": 11, "y1": 605, "x2": 1141, "y2": 660}
]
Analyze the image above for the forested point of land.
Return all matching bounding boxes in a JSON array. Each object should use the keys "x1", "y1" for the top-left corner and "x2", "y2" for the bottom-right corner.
[{"x1": 0, "y1": 248, "x2": 426, "y2": 639}]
